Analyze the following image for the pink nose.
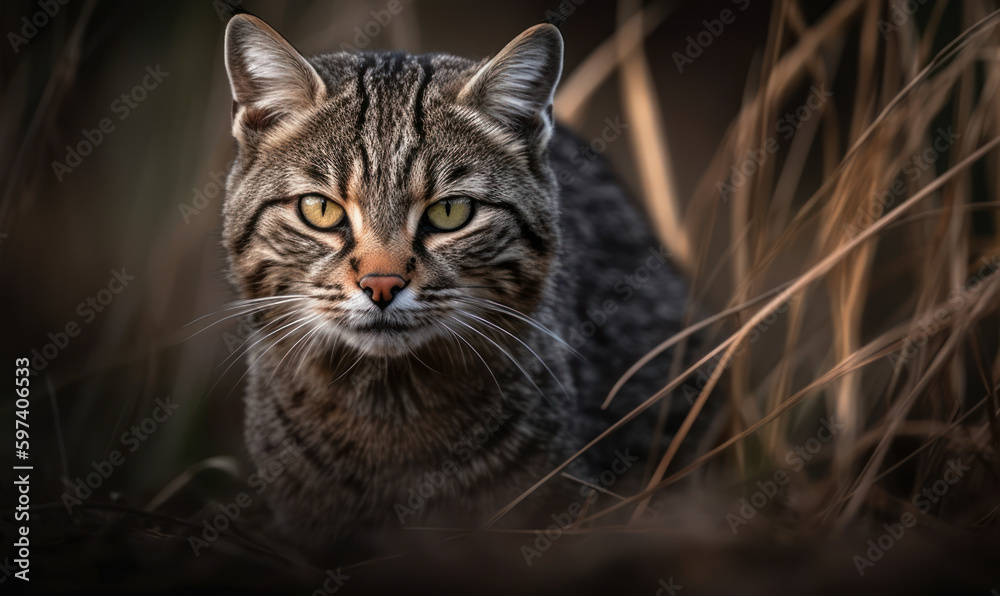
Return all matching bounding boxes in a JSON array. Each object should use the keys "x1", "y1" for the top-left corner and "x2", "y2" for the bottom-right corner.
[{"x1": 359, "y1": 274, "x2": 406, "y2": 308}]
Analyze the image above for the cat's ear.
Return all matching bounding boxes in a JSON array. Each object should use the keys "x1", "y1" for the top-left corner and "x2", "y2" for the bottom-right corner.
[
  {"x1": 458, "y1": 24, "x2": 563, "y2": 140},
  {"x1": 224, "y1": 14, "x2": 326, "y2": 139}
]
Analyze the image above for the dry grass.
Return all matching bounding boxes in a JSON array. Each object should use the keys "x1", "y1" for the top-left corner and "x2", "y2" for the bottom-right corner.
[
  {"x1": 490, "y1": 0, "x2": 1000, "y2": 550},
  {"x1": 6, "y1": 0, "x2": 1000, "y2": 591}
]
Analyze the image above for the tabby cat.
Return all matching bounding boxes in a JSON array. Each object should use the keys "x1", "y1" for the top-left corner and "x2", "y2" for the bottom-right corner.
[{"x1": 221, "y1": 13, "x2": 689, "y2": 546}]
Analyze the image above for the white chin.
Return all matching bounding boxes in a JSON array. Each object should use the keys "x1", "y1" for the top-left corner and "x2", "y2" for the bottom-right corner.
[{"x1": 339, "y1": 325, "x2": 437, "y2": 357}]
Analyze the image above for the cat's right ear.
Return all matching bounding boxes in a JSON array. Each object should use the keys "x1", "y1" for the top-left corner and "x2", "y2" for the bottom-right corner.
[
  {"x1": 224, "y1": 14, "x2": 326, "y2": 141},
  {"x1": 458, "y1": 24, "x2": 563, "y2": 144}
]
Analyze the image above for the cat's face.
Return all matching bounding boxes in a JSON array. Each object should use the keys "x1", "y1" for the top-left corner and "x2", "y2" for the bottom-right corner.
[{"x1": 222, "y1": 16, "x2": 563, "y2": 357}]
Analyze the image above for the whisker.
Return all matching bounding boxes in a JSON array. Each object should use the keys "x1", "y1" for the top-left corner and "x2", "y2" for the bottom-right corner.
[
  {"x1": 291, "y1": 323, "x2": 329, "y2": 378},
  {"x1": 456, "y1": 296, "x2": 586, "y2": 361},
  {"x1": 184, "y1": 295, "x2": 310, "y2": 328},
  {"x1": 207, "y1": 310, "x2": 313, "y2": 402},
  {"x1": 331, "y1": 353, "x2": 365, "y2": 385},
  {"x1": 437, "y1": 320, "x2": 506, "y2": 400},
  {"x1": 216, "y1": 309, "x2": 302, "y2": 370},
  {"x1": 432, "y1": 320, "x2": 464, "y2": 370},
  {"x1": 447, "y1": 315, "x2": 556, "y2": 407},
  {"x1": 292, "y1": 331, "x2": 321, "y2": 378},
  {"x1": 266, "y1": 315, "x2": 324, "y2": 385},
  {"x1": 232, "y1": 314, "x2": 321, "y2": 397},
  {"x1": 407, "y1": 346, "x2": 442, "y2": 375},
  {"x1": 182, "y1": 296, "x2": 311, "y2": 342},
  {"x1": 454, "y1": 308, "x2": 569, "y2": 398}
]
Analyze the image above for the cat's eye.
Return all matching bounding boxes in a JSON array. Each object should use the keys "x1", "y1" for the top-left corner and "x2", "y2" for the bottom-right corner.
[
  {"x1": 425, "y1": 197, "x2": 473, "y2": 231},
  {"x1": 298, "y1": 194, "x2": 345, "y2": 230}
]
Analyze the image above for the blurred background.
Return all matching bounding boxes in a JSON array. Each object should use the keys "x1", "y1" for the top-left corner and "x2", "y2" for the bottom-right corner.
[{"x1": 2, "y1": 0, "x2": 1000, "y2": 593}]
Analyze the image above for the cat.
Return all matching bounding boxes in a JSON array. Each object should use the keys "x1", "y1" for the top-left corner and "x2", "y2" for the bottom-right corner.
[{"x1": 220, "y1": 13, "x2": 690, "y2": 547}]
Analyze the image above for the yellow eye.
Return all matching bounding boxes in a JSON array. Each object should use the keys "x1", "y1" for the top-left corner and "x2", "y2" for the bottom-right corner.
[
  {"x1": 298, "y1": 194, "x2": 345, "y2": 229},
  {"x1": 425, "y1": 197, "x2": 473, "y2": 231}
]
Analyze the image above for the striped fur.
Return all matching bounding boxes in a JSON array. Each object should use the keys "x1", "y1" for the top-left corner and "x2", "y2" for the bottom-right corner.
[{"x1": 221, "y1": 15, "x2": 689, "y2": 547}]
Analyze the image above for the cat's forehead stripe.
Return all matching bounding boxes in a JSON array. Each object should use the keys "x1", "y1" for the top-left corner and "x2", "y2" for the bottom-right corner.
[{"x1": 354, "y1": 58, "x2": 372, "y2": 181}]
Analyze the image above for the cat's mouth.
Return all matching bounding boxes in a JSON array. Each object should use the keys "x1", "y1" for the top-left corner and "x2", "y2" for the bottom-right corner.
[
  {"x1": 330, "y1": 306, "x2": 439, "y2": 356},
  {"x1": 340, "y1": 317, "x2": 440, "y2": 357},
  {"x1": 305, "y1": 290, "x2": 446, "y2": 356},
  {"x1": 353, "y1": 319, "x2": 415, "y2": 333}
]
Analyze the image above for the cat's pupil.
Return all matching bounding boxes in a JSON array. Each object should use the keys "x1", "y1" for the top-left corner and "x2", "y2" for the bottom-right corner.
[
  {"x1": 320, "y1": 200, "x2": 327, "y2": 216},
  {"x1": 444, "y1": 201, "x2": 452, "y2": 217}
]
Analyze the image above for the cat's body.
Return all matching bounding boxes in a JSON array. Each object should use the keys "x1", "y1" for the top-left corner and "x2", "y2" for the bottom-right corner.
[{"x1": 222, "y1": 15, "x2": 688, "y2": 546}]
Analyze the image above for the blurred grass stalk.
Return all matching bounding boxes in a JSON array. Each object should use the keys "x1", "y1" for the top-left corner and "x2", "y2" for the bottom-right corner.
[{"x1": 541, "y1": 0, "x2": 1000, "y2": 533}]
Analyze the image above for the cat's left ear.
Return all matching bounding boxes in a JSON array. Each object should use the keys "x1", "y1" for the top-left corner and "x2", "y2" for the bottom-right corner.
[
  {"x1": 458, "y1": 24, "x2": 563, "y2": 142},
  {"x1": 224, "y1": 14, "x2": 327, "y2": 140}
]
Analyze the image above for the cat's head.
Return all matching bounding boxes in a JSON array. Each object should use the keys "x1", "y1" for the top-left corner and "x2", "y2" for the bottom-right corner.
[{"x1": 221, "y1": 15, "x2": 563, "y2": 357}]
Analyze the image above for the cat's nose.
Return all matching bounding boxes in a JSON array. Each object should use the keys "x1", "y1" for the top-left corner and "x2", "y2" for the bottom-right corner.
[{"x1": 359, "y1": 274, "x2": 406, "y2": 309}]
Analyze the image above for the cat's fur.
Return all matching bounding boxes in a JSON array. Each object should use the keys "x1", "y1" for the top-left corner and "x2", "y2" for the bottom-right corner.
[{"x1": 221, "y1": 14, "x2": 689, "y2": 546}]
